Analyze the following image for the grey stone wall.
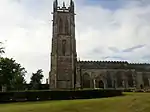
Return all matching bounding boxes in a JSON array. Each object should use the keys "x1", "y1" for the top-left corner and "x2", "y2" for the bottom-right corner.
[
  {"x1": 76, "y1": 67, "x2": 150, "y2": 90},
  {"x1": 50, "y1": 2, "x2": 76, "y2": 90}
]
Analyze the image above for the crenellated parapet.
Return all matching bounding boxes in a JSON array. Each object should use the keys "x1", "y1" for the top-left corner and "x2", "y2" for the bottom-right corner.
[
  {"x1": 77, "y1": 60, "x2": 150, "y2": 71},
  {"x1": 78, "y1": 60, "x2": 128, "y2": 64},
  {"x1": 77, "y1": 60, "x2": 128, "y2": 69},
  {"x1": 129, "y1": 63, "x2": 150, "y2": 65},
  {"x1": 53, "y1": 0, "x2": 75, "y2": 13},
  {"x1": 128, "y1": 63, "x2": 150, "y2": 71}
]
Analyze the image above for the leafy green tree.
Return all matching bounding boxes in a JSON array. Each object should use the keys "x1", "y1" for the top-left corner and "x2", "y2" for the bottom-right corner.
[
  {"x1": 0, "y1": 57, "x2": 27, "y2": 91},
  {"x1": 10, "y1": 71, "x2": 27, "y2": 91},
  {"x1": 30, "y1": 69, "x2": 44, "y2": 90}
]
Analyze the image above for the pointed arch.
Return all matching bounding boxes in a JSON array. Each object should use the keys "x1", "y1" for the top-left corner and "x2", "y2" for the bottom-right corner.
[
  {"x1": 95, "y1": 80, "x2": 104, "y2": 88},
  {"x1": 82, "y1": 72, "x2": 90, "y2": 88},
  {"x1": 99, "y1": 80, "x2": 104, "y2": 88},
  {"x1": 106, "y1": 71, "x2": 112, "y2": 88},
  {"x1": 58, "y1": 18, "x2": 63, "y2": 34},
  {"x1": 116, "y1": 71, "x2": 123, "y2": 87},
  {"x1": 127, "y1": 71, "x2": 134, "y2": 87},
  {"x1": 65, "y1": 18, "x2": 69, "y2": 34},
  {"x1": 95, "y1": 74, "x2": 104, "y2": 88},
  {"x1": 142, "y1": 72, "x2": 149, "y2": 87}
]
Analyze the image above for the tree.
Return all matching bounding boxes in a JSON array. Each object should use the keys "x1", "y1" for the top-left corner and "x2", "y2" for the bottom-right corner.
[
  {"x1": 0, "y1": 57, "x2": 26, "y2": 91},
  {"x1": 10, "y1": 72, "x2": 27, "y2": 91},
  {"x1": 30, "y1": 69, "x2": 44, "y2": 90}
]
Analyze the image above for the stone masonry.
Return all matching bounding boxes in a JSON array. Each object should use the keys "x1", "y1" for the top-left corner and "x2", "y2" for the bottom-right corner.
[{"x1": 49, "y1": 0, "x2": 150, "y2": 90}]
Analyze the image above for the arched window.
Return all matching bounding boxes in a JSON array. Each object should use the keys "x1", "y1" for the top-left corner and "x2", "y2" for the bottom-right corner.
[
  {"x1": 62, "y1": 40, "x2": 66, "y2": 56},
  {"x1": 59, "y1": 18, "x2": 63, "y2": 34},
  {"x1": 127, "y1": 71, "x2": 134, "y2": 87},
  {"x1": 143, "y1": 73, "x2": 149, "y2": 87},
  {"x1": 106, "y1": 72, "x2": 112, "y2": 88},
  {"x1": 65, "y1": 18, "x2": 69, "y2": 34},
  {"x1": 95, "y1": 79, "x2": 104, "y2": 88},
  {"x1": 116, "y1": 71, "x2": 123, "y2": 87},
  {"x1": 82, "y1": 73, "x2": 90, "y2": 88}
]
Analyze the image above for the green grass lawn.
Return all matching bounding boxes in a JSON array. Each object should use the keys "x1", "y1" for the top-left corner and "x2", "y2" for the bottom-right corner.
[{"x1": 0, "y1": 93, "x2": 150, "y2": 112}]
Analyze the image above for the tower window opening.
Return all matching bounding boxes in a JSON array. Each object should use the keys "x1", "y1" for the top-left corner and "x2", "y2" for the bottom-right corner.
[
  {"x1": 62, "y1": 40, "x2": 66, "y2": 56},
  {"x1": 65, "y1": 18, "x2": 69, "y2": 34},
  {"x1": 59, "y1": 18, "x2": 63, "y2": 34}
]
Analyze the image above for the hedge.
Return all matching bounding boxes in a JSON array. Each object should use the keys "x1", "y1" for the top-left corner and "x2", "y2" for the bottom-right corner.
[{"x1": 0, "y1": 89, "x2": 123, "y2": 103}]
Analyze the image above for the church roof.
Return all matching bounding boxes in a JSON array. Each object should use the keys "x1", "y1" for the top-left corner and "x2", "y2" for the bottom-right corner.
[{"x1": 77, "y1": 61, "x2": 150, "y2": 71}]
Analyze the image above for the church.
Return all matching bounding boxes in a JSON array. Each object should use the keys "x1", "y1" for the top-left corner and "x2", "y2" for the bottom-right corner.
[{"x1": 49, "y1": 0, "x2": 150, "y2": 90}]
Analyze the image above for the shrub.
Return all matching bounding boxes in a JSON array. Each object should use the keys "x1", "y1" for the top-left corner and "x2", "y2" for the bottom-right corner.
[{"x1": 0, "y1": 89, "x2": 123, "y2": 103}]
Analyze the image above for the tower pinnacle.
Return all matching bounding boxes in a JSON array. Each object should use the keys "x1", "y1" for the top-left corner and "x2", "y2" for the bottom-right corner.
[
  {"x1": 70, "y1": 0, "x2": 74, "y2": 6},
  {"x1": 70, "y1": 0, "x2": 74, "y2": 13},
  {"x1": 53, "y1": 0, "x2": 58, "y2": 12},
  {"x1": 63, "y1": 2, "x2": 65, "y2": 7}
]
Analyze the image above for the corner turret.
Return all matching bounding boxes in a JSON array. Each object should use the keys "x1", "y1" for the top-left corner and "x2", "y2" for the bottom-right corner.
[
  {"x1": 53, "y1": 0, "x2": 58, "y2": 12},
  {"x1": 70, "y1": 0, "x2": 74, "y2": 13}
]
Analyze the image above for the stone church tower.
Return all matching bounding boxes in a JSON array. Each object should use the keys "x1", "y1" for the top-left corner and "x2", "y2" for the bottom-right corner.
[{"x1": 49, "y1": 0, "x2": 77, "y2": 90}]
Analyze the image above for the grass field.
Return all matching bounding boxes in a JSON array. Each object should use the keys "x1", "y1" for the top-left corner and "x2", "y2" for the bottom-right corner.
[{"x1": 0, "y1": 93, "x2": 150, "y2": 112}]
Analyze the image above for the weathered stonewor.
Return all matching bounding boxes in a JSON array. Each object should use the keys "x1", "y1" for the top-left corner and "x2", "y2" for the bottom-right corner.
[{"x1": 49, "y1": 0, "x2": 150, "y2": 90}]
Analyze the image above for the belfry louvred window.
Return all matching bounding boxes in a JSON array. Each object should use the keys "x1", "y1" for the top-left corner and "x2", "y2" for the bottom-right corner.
[
  {"x1": 59, "y1": 18, "x2": 63, "y2": 34},
  {"x1": 65, "y1": 18, "x2": 69, "y2": 34}
]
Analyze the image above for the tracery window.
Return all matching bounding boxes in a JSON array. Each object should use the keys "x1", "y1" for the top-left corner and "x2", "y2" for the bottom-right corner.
[
  {"x1": 82, "y1": 73, "x2": 90, "y2": 88},
  {"x1": 116, "y1": 71, "x2": 123, "y2": 87},
  {"x1": 65, "y1": 18, "x2": 69, "y2": 34},
  {"x1": 59, "y1": 18, "x2": 63, "y2": 34},
  {"x1": 95, "y1": 80, "x2": 104, "y2": 88},
  {"x1": 106, "y1": 72, "x2": 112, "y2": 88},
  {"x1": 143, "y1": 73, "x2": 149, "y2": 87},
  {"x1": 127, "y1": 72, "x2": 134, "y2": 87}
]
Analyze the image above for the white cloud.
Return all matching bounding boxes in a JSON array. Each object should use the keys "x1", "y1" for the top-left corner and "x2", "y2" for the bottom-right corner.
[
  {"x1": 0, "y1": 0, "x2": 150, "y2": 83},
  {"x1": 0, "y1": 0, "x2": 51, "y2": 83},
  {"x1": 76, "y1": 0, "x2": 150, "y2": 62}
]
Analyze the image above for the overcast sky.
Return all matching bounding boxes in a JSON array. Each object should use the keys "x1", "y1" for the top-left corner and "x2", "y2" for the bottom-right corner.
[{"x1": 0, "y1": 0, "x2": 150, "y2": 83}]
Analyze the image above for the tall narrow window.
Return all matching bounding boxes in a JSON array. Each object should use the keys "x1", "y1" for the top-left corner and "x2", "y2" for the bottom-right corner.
[
  {"x1": 62, "y1": 40, "x2": 66, "y2": 56},
  {"x1": 116, "y1": 71, "x2": 123, "y2": 87},
  {"x1": 127, "y1": 71, "x2": 134, "y2": 87},
  {"x1": 106, "y1": 72, "x2": 112, "y2": 88},
  {"x1": 143, "y1": 73, "x2": 149, "y2": 87},
  {"x1": 83, "y1": 73, "x2": 90, "y2": 88},
  {"x1": 59, "y1": 18, "x2": 63, "y2": 34},
  {"x1": 65, "y1": 18, "x2": 69, "y2": 34}
]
